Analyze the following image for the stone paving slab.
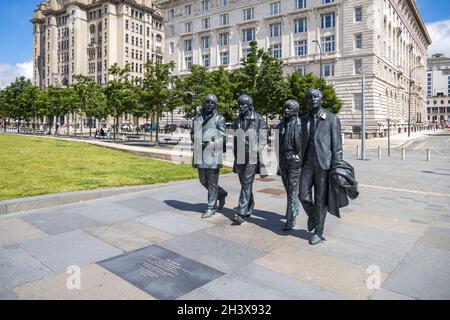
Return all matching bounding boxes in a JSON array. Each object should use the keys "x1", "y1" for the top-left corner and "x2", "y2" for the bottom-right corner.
[
  {"x1": 13, "y1": 264, "x2": 153, "y2": 300},
  {"x1": 0, "y1": 218, "x2": 47, "y2": 247},
  {"x1": 382, "y1": 245, "x2": 450, "y2": 300},
  {"x1": 86, "y1": 220, "x2": 174, "y2": 252},
  {"x1": 181, "y1": 264, "x2": 345, "y2": 300},
  {"x1": 21, "y1": 208, "x2": 100, "y2": 235},
  {"x1": 98, "y1": 245, "x2": 224, "y2": 300},
  {"x1": 327, "y1": 222, "x2": 419, "y2": 255},
  {"x1": 115, "y1": 196, "x2": 175, "y2": 215},
  {"x1": 370, "y1": 289, "x2": 415, "y2": 300},
  {"x1": 135, "y1": 211, "x2": 213, "y2": 236},
  {"x1": 0, "y1": 246, "x2": 53, "y2": 291},
  {"x1": 19, "y1": 230, "x2": 123, "y2": 273},
  {"x1": 254, "y1": 245, "x2": 388, "y2": 300},
  {"x1": 290, "y1": 237, "x2": 404, "y2": 274},
  {"x1": 159, "y1": 232, "x2": 266, "y2": 274},
  {"x1": 68, "y1": 202, "x2": 146, "y2": 224}
]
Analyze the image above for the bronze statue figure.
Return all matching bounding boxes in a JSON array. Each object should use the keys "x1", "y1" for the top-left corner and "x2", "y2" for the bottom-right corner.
[
  {"x1": 232, "y1": 94, "x2": 267, "y2": 224},
  {"x1": 276, "y1": 100, "x2": 302, "y2": 231},
  {"x1": 299, "y1": 88, "x2": 344, "y2": 245},
  {"x1": 191, "y1": 94, "x2": 228, "y2": 219}
]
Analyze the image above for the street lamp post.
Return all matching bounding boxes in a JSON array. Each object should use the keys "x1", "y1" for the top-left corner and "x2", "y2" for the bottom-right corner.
[
  {"x1": 408, "y1": 65, "x2": 425, "y2": 137},
  {"x1": 312, "y1": 40, "x2": 323, "y2": 92},
  {"x1": 359, "y1": 67, "x2": 366, "y2": 160}
]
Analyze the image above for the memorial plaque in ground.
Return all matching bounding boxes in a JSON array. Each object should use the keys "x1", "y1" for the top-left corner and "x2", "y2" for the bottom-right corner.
[{"x1": 98, "y1": 245, "x2": 224, "y2": 299}]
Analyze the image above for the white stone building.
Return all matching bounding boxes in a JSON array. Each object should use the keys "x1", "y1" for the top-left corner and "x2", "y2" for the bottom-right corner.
[
  {"x1": 158, "y1": 0, "x2": 431, "y2": 137},
  {"x1": 31, "y1": 0, "x2": 164, "y2": 129},
  {"x1": 426, "y1": 53, "x2": 450, "y2": 126}
]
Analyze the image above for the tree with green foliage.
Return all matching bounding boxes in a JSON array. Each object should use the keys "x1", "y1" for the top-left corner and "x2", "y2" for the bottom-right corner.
[
  {"x1": 141, "y1": 60, "x2": 179, "y2": 142},
  {"x1": 72, "y1": 75, "x2": 107, "y2": 137},
  {"x1": 3, "y1": 77, "x2": 34, "y2": 133},
  {"x1": 0, "y1": 89, "x2": 8, "y2": 132},
  {"x1": 206, "y1": 66, "x2": 238, "y2": 122},
  {"x1": 235, "y1": 41, "x2": 288, "y2": 120},
  {"x1": 175, "y1": 65, "x2": 210, "y2": 119},
  {"x1": 41, "y1": 86, "x2": 67, "y2": 135},
  {"x1": 20, "y1": 84, "x2": 42, "y2": 132},
  {"x1": 287, "y1": 72, "x2": 342, "y2": 116},
  {"x1": 104, "y1": 63, "x2": 139, "y2": 140}
]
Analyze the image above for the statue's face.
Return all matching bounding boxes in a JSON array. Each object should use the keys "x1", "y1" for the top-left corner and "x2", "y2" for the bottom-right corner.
[
  {"x1": 284, "y1": 102, "x2": 299, "y2": 118},
  {"x1": 306, "y1": 89, "x2": 322, "y2": 112},
  {"x1": 238, "y1": 98, "x2": 252, "y2": 115},
  {"x1": 203, "y1": 95, "x2": 217, "y2": 115}
]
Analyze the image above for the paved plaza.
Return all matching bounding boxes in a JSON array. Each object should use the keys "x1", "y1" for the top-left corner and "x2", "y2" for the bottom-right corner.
[{"x1": 0, "y1": 132, "x2": 449, "y2": 300}]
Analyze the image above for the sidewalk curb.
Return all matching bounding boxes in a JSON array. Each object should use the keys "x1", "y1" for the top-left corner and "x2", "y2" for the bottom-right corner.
[{"x1": 0, "y1": 180, "x2": 199, "y2": 216}]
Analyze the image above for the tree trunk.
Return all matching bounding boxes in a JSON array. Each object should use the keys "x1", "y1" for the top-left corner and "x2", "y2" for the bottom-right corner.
[
  {"x1": 150, "y1": 115, "x2": 153, "y2": 142},
  {"x1": 89, "y1": 117, "x2": 92, "y2": 137},
  {"x1": 113, "y1": 116, "x2": 117, "y2": 141},
  {"x1": 17, "y1": 120, "x2": 20, "y2": 134},
  {"x1": 136, "y1": 116, "x2": 139, "y2": 135},
  {"x1": 156, "y1": 112, "x2": 160, "y2": 143},
  {"x1": 80, "y1": 116, "x2": 83, "y2": 138},
  {"x1": 3, "y1": 117, "x2": 6, "y2": 132}
]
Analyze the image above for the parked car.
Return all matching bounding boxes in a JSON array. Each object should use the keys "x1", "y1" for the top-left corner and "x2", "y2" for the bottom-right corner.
[
  {"x1": 163, "y1": 124, "x2": 178, "y2": 133},
  {"x1": 139, "y1": 123, "x2": 159, "y2": 132},
  {"x1": 121, "y1": 123, "x2": 134, "y2": 132}
]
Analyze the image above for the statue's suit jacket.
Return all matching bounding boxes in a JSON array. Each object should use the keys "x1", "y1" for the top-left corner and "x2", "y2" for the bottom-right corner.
[
  {"x1": 191, "y1": 109, "x2": 226, "y2": 169},
  {"x1": 233, "y1": 110, "x2": 267, "y2": 175},
  {"x1": 300, "y1": 108, "x2": 343, "y2": 171},
  {"x1": 275, "y1": 116, "x2": 302, "y2": 175}
]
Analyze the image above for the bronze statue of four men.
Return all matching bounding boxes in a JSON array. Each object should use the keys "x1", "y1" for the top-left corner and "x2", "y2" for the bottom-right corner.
[{"x1": 192, "y1": 88, "x2": 355, "y2": 245}]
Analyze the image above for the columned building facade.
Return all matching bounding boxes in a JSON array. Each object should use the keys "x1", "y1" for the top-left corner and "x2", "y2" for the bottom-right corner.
[
  {"x1": 426, "y1": 54, "x2": 450, "y2": 126},
  {"x1": 32, "y1": 0, "x2": 164, "y2": 129},
  {"x1": 159, "y1": 0, "x2": 431, "y2": 136}
]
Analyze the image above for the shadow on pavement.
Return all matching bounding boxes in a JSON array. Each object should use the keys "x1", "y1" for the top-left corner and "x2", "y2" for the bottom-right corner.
[{"x1": 164, "y1": 200, "x2": 311, "y2": 241}]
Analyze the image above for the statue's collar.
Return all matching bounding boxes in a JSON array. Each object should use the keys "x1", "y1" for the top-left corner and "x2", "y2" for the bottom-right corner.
[{"x1": 310, "y1": 108, "x2": 326, "y2": 120}]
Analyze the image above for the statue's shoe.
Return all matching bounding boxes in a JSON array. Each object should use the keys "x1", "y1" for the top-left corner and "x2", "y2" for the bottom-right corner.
[
  {"x1": 202, "y1": 209, "x2": 216, "y2": 219},
  {"x1": 309, "y1": 234, "x2": 323, "y2": 246},
  {"x1": 217, "y1": 192, "x2": 228, "y2": 211}
]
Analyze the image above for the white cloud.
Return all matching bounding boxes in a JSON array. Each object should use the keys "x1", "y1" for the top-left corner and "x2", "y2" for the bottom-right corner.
[
  {"x1": 426, "y1": 19, "x2": 450, "y2": 58},
  {"x1": 0, "y1": 60, "x2": 33, "y2": 89}
]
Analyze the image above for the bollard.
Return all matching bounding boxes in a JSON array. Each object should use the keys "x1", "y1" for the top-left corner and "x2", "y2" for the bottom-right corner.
[
  {"x1": 378, "y1": 147, "x2": 382, "y2": 159},
  {"x1": 427, "y1": 149, "x2": 431, "y2": 162},
  {"x1": 401, "y1": 148, "x2": 406, "y2": 160},
  {"x1": 356, "y1": 145, "x2": 360, "y2": 158}
]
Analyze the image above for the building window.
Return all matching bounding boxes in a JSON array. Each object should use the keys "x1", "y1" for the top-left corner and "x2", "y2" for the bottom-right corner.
[
  {"x1": 322, "y1": 0, "x2": 335, "y2": 4},
  {"x1": 243, "y1": 8, "x2": 254, "y2": 21},
  {"x1": 295, "y1": 65, "x2": 306, "y2": 76},
  {"x1": 355, "y1": 33, "x2": 362, "y2": 49},
  {"x1": 295, "y1": 0, "x2": 306, "y2": 10},
  {"x1": 294, "y1": 40, "x2": 308, "y2": 56},
  {"x1": 202, "y1": 54, "x2": 210, "y2": 67},
  {"x1": 185, "y1": 4, "x2": 192, "y2": 16},
  {"x1": 355, "y1": 6, "x2": 363, "y2": 22},
  {"x1": 202, "y1": 18, "x2": 210, "y2": 29},
  {"x1": 353, "y1": 93, "x2": 362, "y2": 111},
  {"x1": 169, "y1": 42, "x2": 175, "y2": 54},
  {"x1": 125, "y1": 34, "x2": 129, "y2": 43},
  {"x1": 354, "y1": 59, "x2": 362, "y2": 75},
  {"x1": 220, "y1": 14, "x2": 229, "y2": 26},
  {"x1": 201, "y1": 36, "x2": 210, "y2": 49},
  {"x1": 242, "y1": 47, "x2": 252, "y2": 59},
  {"x1": 220, "y1": 51, "x2": 229, "y2": 65},
  {"x1": 321, "y1": 12, "x2": 336, "y2": 29},
  {"x1": 184, "y1": 39, "x2": 192, "y2": 52},
  {"x1": 271, "y1": 43, "x2": 282, "y2": 59},
  {"x1": 270, "y1": 23, "x2": 282, "y2": 38},
  {"x1": 294, "y1": 18, "x2": 307, "y2": 33},
  {"x1": 201, "y1": 0, "x2": 209, "y2": 12},
  {"x1": 242, "y1": 28, "x2": 255, "y2": 42},
  {"x1": 323, "y1": 63, "x2": 335, "y2": 77},
  {"x1": 321, "y1": 35, "x2": 335, "y2": 53},
  {"x1": 220, "y1": 0, "x2": 228, "y2": 7},
  {"x1": 168, "y1": 9, "x2": 174, "y2": 20},
  {"x1": 270, "y1": 2, "x2": 281, "y2": 15},
  {"x1": 185, "y1": 57, "x2": 193, "y2": 70},
  {"x1": 185, "y1": 22, "x2": 193, "y2": 33},
  {"x1": 219, "y1": 32, "x2": 229, "y2": 46}
]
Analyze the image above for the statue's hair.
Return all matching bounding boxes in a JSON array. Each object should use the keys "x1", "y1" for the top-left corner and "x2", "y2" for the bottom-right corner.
[
  {"x1": 284, "y1": 99, "x2": 300, "y2": 111},
  {"x1": 237, "y1": 94, "x2": 254, "y2": 106},
  {"x1": 203, "y1": 94, "x2": 218, "y2": 105}
]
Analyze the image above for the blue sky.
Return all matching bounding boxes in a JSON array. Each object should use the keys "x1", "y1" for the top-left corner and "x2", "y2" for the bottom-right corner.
[{"x1": 0, "y1": 0, "x2": 449, "y2": 86}]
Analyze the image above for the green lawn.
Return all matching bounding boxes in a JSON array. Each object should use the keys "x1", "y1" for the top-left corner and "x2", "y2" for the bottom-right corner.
[{"x1": 0, "y1": 134, "x2": 229, "y2": 201}]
